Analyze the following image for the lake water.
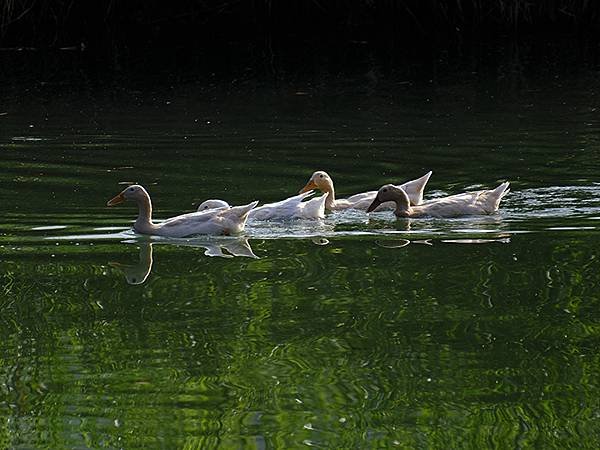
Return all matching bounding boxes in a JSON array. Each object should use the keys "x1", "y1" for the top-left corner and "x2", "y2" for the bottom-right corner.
[{"x1": 1, "y1": 70, "x2": 600, "y2": 448}]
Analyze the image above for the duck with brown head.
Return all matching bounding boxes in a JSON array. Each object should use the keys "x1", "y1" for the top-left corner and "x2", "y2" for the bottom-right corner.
[
  {"x1": 367, "y1": 182, "x2": 510, "y2": 218},
  {"x1": 299, "y1": 170, "x2": 432, "y2": 212},
  {"x1": 367, "y1": 184, "x2": 412, "y2": 217}
]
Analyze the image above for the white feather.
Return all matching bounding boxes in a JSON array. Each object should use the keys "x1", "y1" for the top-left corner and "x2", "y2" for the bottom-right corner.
[{"x1": 198, "y1": 190, "x2": 327, "y2": 220}]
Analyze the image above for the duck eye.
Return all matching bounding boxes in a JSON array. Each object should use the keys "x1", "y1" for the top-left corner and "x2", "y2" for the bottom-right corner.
[
  {"x1": 129, "y1": 188, "x2": 134, "y2": 192},
  {"x1": 319, "y1": 174, "x2": 324, "y2": 178},
  {"x1": 383, "y1": 188, "x2": 388, "y2": 192}
]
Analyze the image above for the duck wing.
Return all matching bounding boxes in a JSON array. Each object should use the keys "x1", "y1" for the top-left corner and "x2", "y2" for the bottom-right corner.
[
  {"x1": 157, "y1": 201, "x2": 258, "y2": 236},
  {"x1": 160, "y1": 210, "x2": 218, "y2": 227},
  {"x1": 474, "y1": 182, "x2": 510, "y2": 213},
  {"x1": 251, "y1": 191, "x2": 314, "y2": 220},
  {"x1": 296, "y1": 193, "x2": 328, "y2": 219},
  {"x1": 155, "y1": 210, "x2": 225, "y2": 237},
  {"x1": 418, "y1": 182, "x2": 510, "y2": 217},
  {"x1": 397, "y1": 171, "x2": 432, "y2": 205},
  {"x1": 341, "y1": 171, "x2": 433, "y2": 210},
  {"x1": 418, "y1": 193, "x2": 481, "y2": 217}
]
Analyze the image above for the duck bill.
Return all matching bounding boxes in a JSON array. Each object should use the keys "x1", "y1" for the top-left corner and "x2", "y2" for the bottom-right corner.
[
  {"x1": 366, "y1": 196, "x2": 382, "y2": 213},
  {"x1": 107, "y1": 193, "x2": 125, "y2": 206},
  {"x1": 299, "y1": 180, "x2": 317, "y2": 194}
]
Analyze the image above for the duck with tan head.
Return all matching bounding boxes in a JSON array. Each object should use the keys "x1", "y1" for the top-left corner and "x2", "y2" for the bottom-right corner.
[
  {"x1": 107, "y1": 184, "x2": 258, "y2": 237},
  {"x1": 299, "y1": 170, "x2": 432, "y2": 212}
]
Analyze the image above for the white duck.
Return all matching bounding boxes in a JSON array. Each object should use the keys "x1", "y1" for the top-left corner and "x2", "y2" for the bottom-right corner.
[
  {"x1": 198, "y1": 190, "x2": 328, "y2": 220},
  {"x1": 107, "y1": 185, "x2": 258, "y2": 237},
  {"x1": 299, "y1": 170, "x2": 432, "y2": 211},
  {"x1": 367, "y1": 182, "x2": 510, "y2": 218}
]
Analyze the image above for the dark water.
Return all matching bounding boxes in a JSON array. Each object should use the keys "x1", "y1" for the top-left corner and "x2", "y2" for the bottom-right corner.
[{"x1": 1, "y1": 72, "x2": 600, "y2": 448}]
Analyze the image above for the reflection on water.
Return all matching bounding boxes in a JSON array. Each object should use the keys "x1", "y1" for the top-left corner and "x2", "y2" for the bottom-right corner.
[
  {"x1": 2, "y1": 76, "x2": 600, "y2": 448},
  {"x1": 111, "y1": 239, "x2": 257, "y2": 284},
  {"x1": 506, "y1": 185, "x2": 600, "y2": 219},
  {"x1": 375, "y1": 238, "x2": 411, "y2": 248},
  {"x1": 441, "y1": 237, "x2": 511, "y2": 244},
  {"x1": 1, "y1": 232, "x2": 599, "y2": 448},
  {"x1": 110, "y1": 235, "x2": 514, "y2": 287},
  {"x1": 110, "y1": 242, "x2": 154, "y2": 285}
]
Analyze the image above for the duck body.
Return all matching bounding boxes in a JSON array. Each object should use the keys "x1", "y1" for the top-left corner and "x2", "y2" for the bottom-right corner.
[
  {"x1": 146, "y1": 209, "x2": 255, "y2": 237},
  {"x1": 367, "y1": 182, "x2": 510, "y2": 218},
  {"x1": 107, "y1": 185, "x2": 257, "y2": 237},
  {"x1": 198, "y1": 190, "x2": 328, "y2": 220},
  {"x1": 299, "y1": 170, "x2": 432, "y2": 212}
]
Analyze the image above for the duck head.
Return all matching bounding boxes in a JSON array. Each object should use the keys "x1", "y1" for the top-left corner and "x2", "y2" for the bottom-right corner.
[
  {"x1": 197, "y1": 199, "x2": 230, "y2": 211},
  {"x1": 107, "y1": 185, "x2": 149, "y2": 206},
  {"x1": 367, "y1": 184, "x2": 410, "y2": 213},
  {"x1": 299, "y1": 170, "x2": 333, "y2": 194}
]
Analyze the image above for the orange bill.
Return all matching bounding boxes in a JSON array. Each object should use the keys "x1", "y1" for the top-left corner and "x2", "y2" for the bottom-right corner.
[
  {"x1": 107, "y1": 192, "x2": 125, "y2": 206},
  {"x1": 299, "y1": 180, "x2": 317, "y2": 194}
]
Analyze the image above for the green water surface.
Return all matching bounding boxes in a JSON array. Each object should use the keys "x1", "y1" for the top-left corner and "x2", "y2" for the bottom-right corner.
[{"x1": 1, "y1": 73, "x2": 600, "y2": 448}]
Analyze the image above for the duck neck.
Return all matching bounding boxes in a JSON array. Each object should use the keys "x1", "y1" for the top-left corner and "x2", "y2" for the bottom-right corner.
[
  {"x1": 139, "y1": 243, "x2": 154, "y2": 269},
  {"x1": 394, "y1": 201, "x2": 412, "y2": 217},
  {"x1": 323, "y1": 181, "x2": 336, "y2": 210},
  {"x1": 134, "y1": 193, "x2": 157, "y2": 234},
  {"x1": 392, "y1": 188, "x2": 412, "y2": 217},
  {"x1": 138, "y1": 243, "x2": 153, "y2": 280}
]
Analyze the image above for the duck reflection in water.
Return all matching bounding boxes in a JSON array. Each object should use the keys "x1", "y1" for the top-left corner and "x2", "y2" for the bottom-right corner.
[
  {"x1": 110, "y1": 242, "x2": 155, "y2": 285},
  {"x1": 110, "y1": 238, "x2": 257, "y2": 285},
  {"x1": 374, "y1": 236, "x2": 509, "y2": 249}
]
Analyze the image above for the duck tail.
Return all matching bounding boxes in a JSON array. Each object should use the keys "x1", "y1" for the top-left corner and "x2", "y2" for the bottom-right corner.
[
  {"x1": 283, "y1": 190, "x2": 315, "y2": 208},
  {"x1": 223, "y1": 239, "x2": 259, "y2": 258},
  {"x1": 488, "y1": 182, "x2": 510, "y2": 211},
  {"x1": 303, "y1": 192, "x2": 328, "y2": 219},
  {"x1": 295, "y1": 190, "x2": 315, "y2": 201},
  {"x1": 400, "y1": 170, "x2": 432, "y2": 205},
  {"x1": 226, "y1": 201, "x2": 260, "y2": 220}
]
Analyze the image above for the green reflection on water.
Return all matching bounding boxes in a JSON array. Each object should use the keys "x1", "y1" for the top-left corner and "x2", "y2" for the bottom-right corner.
[
  {"x1": 1, "y1": 235, "x2": 599, "y2": 448},
  {"x1": 1, "y1": 76, "x2": 600, "y2": 448}
]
